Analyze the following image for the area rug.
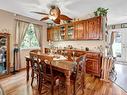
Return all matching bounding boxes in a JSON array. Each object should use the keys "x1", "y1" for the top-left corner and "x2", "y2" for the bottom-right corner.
[{"x1": 113, "y1": 63, "x2": 127, "y2": 92}]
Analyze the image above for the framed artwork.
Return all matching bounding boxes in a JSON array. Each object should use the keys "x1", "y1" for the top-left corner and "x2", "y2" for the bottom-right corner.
[
  {"x1": 121, "y1": 23, "x2": 127, "y2": 28},
  {"x1": 112, "y1": 25, "x2": 115, "y2": 29}
]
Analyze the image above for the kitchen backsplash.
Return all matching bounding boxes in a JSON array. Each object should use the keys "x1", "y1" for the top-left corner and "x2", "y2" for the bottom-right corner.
[{"x1": 46, "y1": 40, "x2": 105, "y2": 52}]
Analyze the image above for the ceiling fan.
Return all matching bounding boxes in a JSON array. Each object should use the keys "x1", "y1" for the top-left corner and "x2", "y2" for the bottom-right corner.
[{"x1": 32, "y1": 5, "x2": 72, "y2": 24}]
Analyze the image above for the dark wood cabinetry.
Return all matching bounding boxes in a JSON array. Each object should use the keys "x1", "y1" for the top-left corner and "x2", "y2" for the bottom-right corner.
[
  {"x1": 74, "y1": 21, "x2": 84, "y2": 40},
  {"x1": 59, "y1": 25, "x2": 66, "y2": 41},
  {"x1": 83, "y1": 20, "x2": 88, "y2": 39},
  {"x1": 86, "y1": 52, "x2": 101, "y2": 77},
  {"x1": 66, "y1": 23, "x2": 74, "y2": 40},
  {"x1": 87, "y1": 16, "x2": 102, "y2": 40},
  {"x1": 47, "y1": 16, "x2": 103, "y2": 41},
  {"x1": 47, "y1": 28, "x2": 53, "y2": 41},
  {"x1": 52, "y1": 27, "x2": 60, "y2": 41}
]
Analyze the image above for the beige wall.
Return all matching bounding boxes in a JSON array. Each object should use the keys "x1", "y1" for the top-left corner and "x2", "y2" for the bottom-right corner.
[
  {"x1": 0, "y1": 9, "x2": 47, "y2": 69},
  {"x1": 0, "y1": 9, "x2": 16, "y2": 67}
]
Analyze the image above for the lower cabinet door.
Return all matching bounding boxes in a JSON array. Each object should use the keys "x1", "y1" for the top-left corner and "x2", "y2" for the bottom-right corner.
[{"x1": 86, "y1": 59, "x2": 100, "y2": 76}]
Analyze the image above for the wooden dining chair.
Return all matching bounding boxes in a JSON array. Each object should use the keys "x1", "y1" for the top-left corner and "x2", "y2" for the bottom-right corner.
[
  {"x1": 29, "y1": 52, "x2": 40, "y2": 87},
  {"x1": 66, "y1": 50, "x2": 85, "y2": 61},
  {"x1": 70, "y1": 55, "x2": 86, "y2": 95},
  {"x1": 58, "y1": 55, "x2": 86, "y2": 95},
  {"x1": 38, "y1": 54, "x2": 60, "y2": 95}
]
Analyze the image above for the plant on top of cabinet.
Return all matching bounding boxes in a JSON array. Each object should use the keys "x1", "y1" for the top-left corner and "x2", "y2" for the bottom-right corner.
[{"x1": 94, "y1": 7, "x2": 108, "y2": 17}]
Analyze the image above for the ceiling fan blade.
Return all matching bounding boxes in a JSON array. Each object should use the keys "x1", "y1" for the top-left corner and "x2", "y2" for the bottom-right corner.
[
  {"x1": 54, "y1": 18, "x2": 60, "y2": 24},
  {"x1": 59, "y1": 14, "x2": 72, "y2": 20},
  {"x1": 40, "y1": 17, "x2": 49, "y2": 21},
  {"x1": 31, "y1": 11, "x2": 48, "y2": 15}
]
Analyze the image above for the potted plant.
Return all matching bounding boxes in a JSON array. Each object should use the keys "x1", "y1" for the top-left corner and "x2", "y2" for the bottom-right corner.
[{"x1": 94, "y1": 7, "x2": 108, "y2": 17}]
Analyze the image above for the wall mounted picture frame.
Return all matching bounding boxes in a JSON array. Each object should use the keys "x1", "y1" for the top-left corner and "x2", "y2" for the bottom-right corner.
[{"x1": 121, "y1": 23, "x2": 127, "y2": 28}]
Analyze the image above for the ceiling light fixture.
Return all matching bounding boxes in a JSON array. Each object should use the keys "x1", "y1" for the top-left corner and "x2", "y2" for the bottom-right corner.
[{"x1": 49, "y1": 15, "x2": 57, "y2": 20}]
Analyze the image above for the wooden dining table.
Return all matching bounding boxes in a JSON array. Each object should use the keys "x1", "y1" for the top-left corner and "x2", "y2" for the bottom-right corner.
[{"x1": 25, "y1": 54, "x2": 74, "y2": 95}]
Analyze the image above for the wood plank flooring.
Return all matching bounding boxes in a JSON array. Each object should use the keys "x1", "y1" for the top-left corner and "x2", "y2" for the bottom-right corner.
[{"x1": 0, "y1": 70, "x2": 127, "y2": 95}]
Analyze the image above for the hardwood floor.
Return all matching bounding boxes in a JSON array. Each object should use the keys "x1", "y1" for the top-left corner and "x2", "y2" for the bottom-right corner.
[{"x1": 0, "y1": 70, "x2": 127, "y2": 95}]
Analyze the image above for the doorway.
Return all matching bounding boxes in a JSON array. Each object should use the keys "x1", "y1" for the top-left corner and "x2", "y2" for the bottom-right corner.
[{"x1": 112, "y1": 29, "x2": 127, "y2": 63}]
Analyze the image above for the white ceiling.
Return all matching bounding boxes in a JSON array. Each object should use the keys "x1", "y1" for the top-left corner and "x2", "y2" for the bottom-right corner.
[{"x1": 0, "y1": 0, "x2": 127, "y2": 25}]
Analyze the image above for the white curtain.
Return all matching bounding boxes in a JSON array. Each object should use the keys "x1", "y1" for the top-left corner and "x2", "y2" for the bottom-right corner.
[
  {"x1": 34, "y1": 24, "x2": 43, "y2": 52},
  {"x1": 109, "y1": 32, "x2": 115, "y2": 56},
  {"x1": 15, "y1": 20, "x2": 29, "y2": 70}
]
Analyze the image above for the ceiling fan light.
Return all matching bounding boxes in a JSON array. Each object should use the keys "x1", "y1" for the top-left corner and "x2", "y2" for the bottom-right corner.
[{"x1": 49, "y1": 15, "x2": 57, "y2": 20}]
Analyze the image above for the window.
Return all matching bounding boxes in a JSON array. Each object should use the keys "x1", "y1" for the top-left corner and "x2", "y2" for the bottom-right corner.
[
  {"x1": 20, "y1": 24, "x2": 39, "y2": 49},
  {"x1": 115, "y1": 32, "x2": 121, "y2": 43}
]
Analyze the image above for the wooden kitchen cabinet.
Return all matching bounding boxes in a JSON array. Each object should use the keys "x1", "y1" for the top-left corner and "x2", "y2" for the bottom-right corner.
[
  {"x1": 87, "y1": 16, "x2": 102, "y2": 40},
  {"x1": 86, "y1": 59, "x2": 100, "y2": 76},
  {"x1": 53, "y1": 26, "x2": 60, "y2": 41},
  {"x1": 47, "y1": 28, "x2": 53, "y2": 41},
  {"x1": 47, "y1": 16, "x2": 103, "y2": 41},
  {"x1": 86, "y1": 52, "x2": 101, "y2": 77},
  {"x1": 74, "y1": 21, "x2": 84, "y2": 40},
  {"x1": 83, "y1": 20, "x2": 88, "y2": 39},
  {"x1": 66, "y1": 23, "x2": 74, "y2": 40},
  {"x1": 59, "y1": 25, "x2": 66, "y2": 41}
]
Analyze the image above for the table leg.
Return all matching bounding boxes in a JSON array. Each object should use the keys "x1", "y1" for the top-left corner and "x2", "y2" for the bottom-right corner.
[
  {"x1": 82, "y1": 74, "x2": 85, "y2": 94},
  {"x1": 65, "y1": 71, "x2": 71, "y2": 95},
  {"x1": 26, "y1": 59, "x2": 30, "y2": 81}
]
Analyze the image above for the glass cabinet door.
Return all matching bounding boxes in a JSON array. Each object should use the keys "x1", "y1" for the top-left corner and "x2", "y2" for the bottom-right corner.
[
  {"x1": 0, "y1": 33, "x2": 10, "y2": 76},
  {"x1": 53, "y1": 27, "x2": 60, "y2": 41},
  {"x1": 59, "y1": 25, "x2": 66, "y2": 41},
  {"x1": 66, "y1": 24, "x2": 74, "y2": 40}
]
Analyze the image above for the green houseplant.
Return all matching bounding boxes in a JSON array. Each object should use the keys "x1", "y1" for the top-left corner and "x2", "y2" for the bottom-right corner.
[{"x1": 94, "y1": 7, "x2": 108, "y2": 16}]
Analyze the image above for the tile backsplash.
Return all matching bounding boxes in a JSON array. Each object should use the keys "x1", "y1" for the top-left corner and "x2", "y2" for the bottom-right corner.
[{"x1": 49, "y1": 40, "x2": 105, "y2": 52}]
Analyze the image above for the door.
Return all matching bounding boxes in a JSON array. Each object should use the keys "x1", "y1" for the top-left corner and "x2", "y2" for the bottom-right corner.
[
  {"x1": 112, "y1": 29, "x2": 127, "y2": 62},
  {"x1": 121, "y1": 29, "x2": 127, "y2": 62}
]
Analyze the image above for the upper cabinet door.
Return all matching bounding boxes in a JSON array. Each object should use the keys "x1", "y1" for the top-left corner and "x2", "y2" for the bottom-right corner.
[
  {"x1": 59, "y1": 25, "x2": 66, "y2": 41},
  {"x1": 83, "y1": 20, "x2": 88, "y2": 40},
  {"x1": 66, "y1": 23, "x2": 74, "y2": 40},
  {"x1": 74, "y1": 21, "x2": 84, "y2": 40},
  {"x1": 53, "y1": 27, "x2": 60, "y2": 41},
  {"x1": 87, "y1": 16, "x2": 102, "y2": 40},
  {"x1": 47, "y1": 28, "x2": 53, "y2": 41}
]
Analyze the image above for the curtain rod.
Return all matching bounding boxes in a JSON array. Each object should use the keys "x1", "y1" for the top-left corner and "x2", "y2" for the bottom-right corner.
[{"x1": 15, "y1": 18, "x2": 44, "y2": 26}]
